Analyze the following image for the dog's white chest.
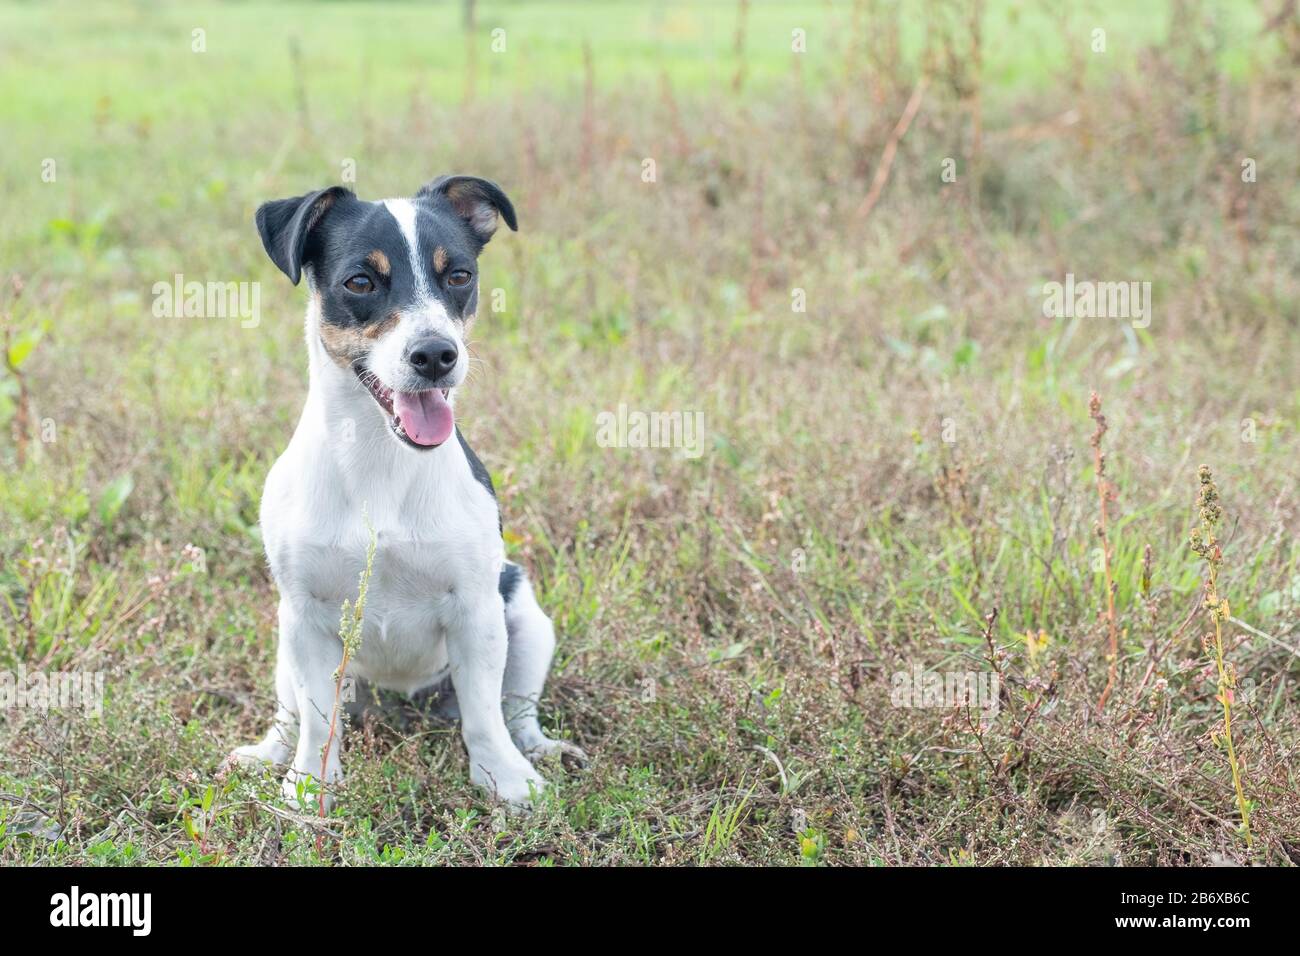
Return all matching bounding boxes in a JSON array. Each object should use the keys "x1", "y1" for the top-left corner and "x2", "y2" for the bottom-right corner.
[
  {"x1": 262, "y1": 414, "x2": 503, "y2": 694},
  {"x1": 330, "y1": 529, "x2": 478, "y2": 689}
]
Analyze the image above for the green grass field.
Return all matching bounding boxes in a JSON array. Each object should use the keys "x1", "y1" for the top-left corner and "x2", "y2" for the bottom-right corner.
[{"x1": 1, "y1": 0, "x2": 1298, "y2": 865}]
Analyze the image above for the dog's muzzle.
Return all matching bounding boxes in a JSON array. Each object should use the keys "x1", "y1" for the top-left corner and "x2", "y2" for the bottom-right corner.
[{"x1": 354, "y1": 364, "x2": 454, "y2": 449}]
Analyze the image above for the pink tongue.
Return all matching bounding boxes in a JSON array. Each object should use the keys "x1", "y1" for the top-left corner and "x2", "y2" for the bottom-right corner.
[{"x1": 393, "y1": 389, "x2": 454, "y2": 447}]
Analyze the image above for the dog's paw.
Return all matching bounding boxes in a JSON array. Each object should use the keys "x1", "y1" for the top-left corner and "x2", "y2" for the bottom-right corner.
[
  {"x1": 471, "y1": 759, "x2": 546, "y2": 808},
  {"x1": 218, "y1": 743, "x2": 284, "y2": 781},
  {"x1": 227, "y1": 743, "x2": 283, "y2": 769},
  {"x1": 280, "y1": 766, "x2": 341, "y2": 813},
  {"x1": 522, "y1": 737, "x2": 588, "y2": 768}
]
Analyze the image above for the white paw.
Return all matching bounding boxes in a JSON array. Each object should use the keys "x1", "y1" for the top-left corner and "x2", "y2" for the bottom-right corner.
[
  {"x1": 281, "y1": 766, "x2": 341, "y2": 813},
  {"x1": 471, "y1": 759, "x2": 546, "y2": 807},
  {"x1": 219, "y1": 743, "x2": 287, "y2": 782},
  {"x1": 227, "y1": 743, "x2": 285, "y2": 770},
  {"x1": 521, "y1": 736, "x2": 588, "y2": 766}
]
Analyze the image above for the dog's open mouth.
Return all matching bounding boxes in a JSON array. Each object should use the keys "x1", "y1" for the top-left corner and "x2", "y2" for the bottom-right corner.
[{"x1": 354, "y1": 365, "x2": 453, "y2": 449}]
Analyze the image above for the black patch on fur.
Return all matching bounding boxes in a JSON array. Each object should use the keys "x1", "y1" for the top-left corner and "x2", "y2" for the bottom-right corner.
[
  {"x1": 418, "y1": 174, "x2": 518, "y2": 248},
  {"x1": 456, "y1": 426, "x2": 502, "y2": 535},
  {"x1": 255, "y1": 182, "x2": 505, "y2": 331},
  {"x1": 498, "y1": 561, "x2": 523, "y2": 604},
  {"x1": 255, "y1": 186, "x2": 357, "y2": 286},
  {"x1": 457, "y1": 427, "x2": 495, "y2": 499}
]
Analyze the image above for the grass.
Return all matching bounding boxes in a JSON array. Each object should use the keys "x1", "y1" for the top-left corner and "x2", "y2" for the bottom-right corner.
[{"x1": 1, "y1": 0, "x2": 1299, "y2": 866}]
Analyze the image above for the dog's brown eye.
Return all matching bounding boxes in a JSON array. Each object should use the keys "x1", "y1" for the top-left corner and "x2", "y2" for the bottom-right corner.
[
  {"x1": 447, "y1": 270, "x2": 473, "y2": 288},
  {"x1": 344, "y1": 275, "x2": 374, "y2": 294}
]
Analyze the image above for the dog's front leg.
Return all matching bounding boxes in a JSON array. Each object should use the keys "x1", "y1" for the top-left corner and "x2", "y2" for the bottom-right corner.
[
  {"x1": 278, "y1": 600, "x2": 347, "y2": 811},
  {"x1": 447, "y1": 594, "x2": 545, "y2": 806},
  {"x1": 227, "y1": 638, "x2": 299, "y2": 771}
]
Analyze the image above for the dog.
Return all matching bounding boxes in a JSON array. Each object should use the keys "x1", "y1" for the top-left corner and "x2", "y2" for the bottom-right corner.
[{"x1": 228, "y1": 175, "x2": 581, "y2": 809}]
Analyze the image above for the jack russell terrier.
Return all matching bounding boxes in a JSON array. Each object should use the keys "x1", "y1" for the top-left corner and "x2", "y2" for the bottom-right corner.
[{"x1": 229, "y1": 175, "x2": 582, "y2": 809}]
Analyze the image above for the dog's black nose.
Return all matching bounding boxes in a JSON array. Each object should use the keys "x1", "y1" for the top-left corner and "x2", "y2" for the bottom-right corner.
[{"x1": 407, "y1": 336, "x2": 458, "y2": 381}]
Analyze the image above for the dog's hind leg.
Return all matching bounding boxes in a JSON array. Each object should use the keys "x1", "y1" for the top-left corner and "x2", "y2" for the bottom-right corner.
[{"x1": 500, "y1": 563, "x2": 586, "y2": 764}]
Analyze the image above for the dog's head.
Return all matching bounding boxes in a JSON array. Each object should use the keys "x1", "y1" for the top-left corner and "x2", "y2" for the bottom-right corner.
[{"x1": 255, "y1": 175, "x2": 516, "y2": 449}]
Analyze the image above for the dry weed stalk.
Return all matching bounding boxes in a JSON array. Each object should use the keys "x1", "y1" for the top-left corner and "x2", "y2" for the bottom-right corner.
[
  {"x1": 732, "y1": 0, "x2": 749, "y2": 93},
  {"x1": 966, "y1": 0, "x2": 984, "y2": 164},
  {"x1": 936, "y1": 454, "x2": 984, "y2": 589},
  {"x1": 1189, "y1": 465, "x2": 1252, "y2": 847},
  {"x1": 462, "y1": 0, "x2": 478, "y2": 104},
  {"x1": 856, "y1": 74, "x2": 929, "y2": 221},
  {"x1": 1089, "y1": 392, "x2": 1120, "y2": 712},
  {"x1": 316, "y1": 516, "x2": 377, "y2": 851},
  {"x1": 580, "y1": 40, "x2": 594, "y2": 180}
]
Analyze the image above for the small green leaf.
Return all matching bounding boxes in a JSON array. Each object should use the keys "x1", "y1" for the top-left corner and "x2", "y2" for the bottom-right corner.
[
  {"x1": 98, "y1": 473, "x2": 134, "y2": 526},
  {"x1": 47, "y1": 217, "x2": 78, "y2": 238},
  {"x1": 7, "y1": 329, "x2": 42, "y2": 369}
]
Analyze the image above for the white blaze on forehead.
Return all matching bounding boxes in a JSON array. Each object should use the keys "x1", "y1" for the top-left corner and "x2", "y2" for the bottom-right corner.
[
  {"x1": 382, "y1": 198, "x2": 431, "y2": 298},
  {"x1": 355, "y1": 199, "x2": 471, "y2": 395}
]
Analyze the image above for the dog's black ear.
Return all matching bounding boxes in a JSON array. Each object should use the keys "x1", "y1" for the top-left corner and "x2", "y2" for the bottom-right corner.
[
  {"x1": 419, "y1": 175, "x2": 517, "y2": 244},
  {"x1": 255, "y1": 186, "x2": 354, "y2": 285}
]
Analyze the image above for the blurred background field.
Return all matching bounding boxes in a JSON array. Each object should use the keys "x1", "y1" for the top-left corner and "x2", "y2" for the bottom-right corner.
[{"x1": 1, "y1": 0, "x2": 1298, "y2": 865}]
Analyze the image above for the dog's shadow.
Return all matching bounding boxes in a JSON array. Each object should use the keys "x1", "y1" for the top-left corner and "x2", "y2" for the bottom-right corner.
[
  {"x1": 345, "y1": 677, "x2": 460, "y2": 737},
  {"x1": 342, "y1": 678, "x2": 587, "y2": 774}
]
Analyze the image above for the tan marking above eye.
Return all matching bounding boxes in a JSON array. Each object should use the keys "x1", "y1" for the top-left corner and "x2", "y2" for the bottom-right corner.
[
  {"x1": 432, "y1": 246, "x2": 448, "y2": 274},
  {"x1": 366, "y1": 250, "x2": 391, "y2": 276}
]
